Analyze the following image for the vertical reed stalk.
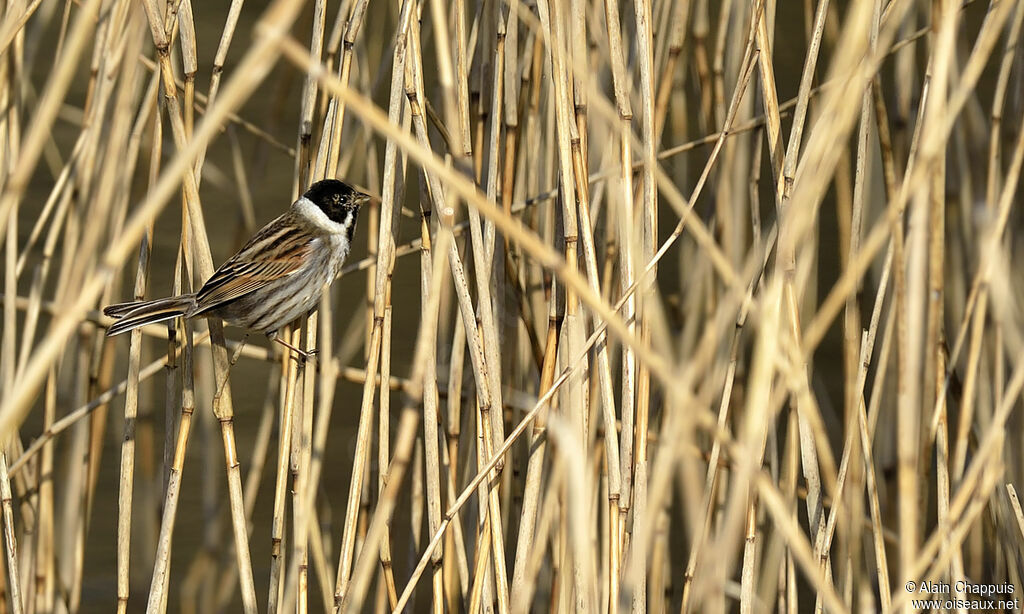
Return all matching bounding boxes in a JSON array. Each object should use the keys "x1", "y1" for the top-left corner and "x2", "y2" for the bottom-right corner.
[{"x1": 4, "y1": 1, "x2": 1024, "y2": 613}]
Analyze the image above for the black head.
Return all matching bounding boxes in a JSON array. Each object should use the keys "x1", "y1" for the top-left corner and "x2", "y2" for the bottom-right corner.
[{"x1": 302, "y1": 179, "x2": 370, "y2": 225}]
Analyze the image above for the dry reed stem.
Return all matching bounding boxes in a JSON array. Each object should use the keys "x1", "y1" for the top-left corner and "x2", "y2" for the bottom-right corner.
[
  {"x1": 267, "y1": 327, "x2": 300, "y2": 613},
  {"x1": 0, "y1": 0, "x2": 102, "y2": 241},
  {"x1": 145, "y1": 322, "x2": 195, "y2": 614},
  {"x1": 414, "y1": 137, "x2": 446, "y2": 614},
  {"x1": 3, "y1": 1, "x2": 1024, "y2": 612},
  {"x1": 139, "y1": 1, "x2": 260, "y2": 607},
  {"x1": 406, "y1": 33, "x2": 514, "y2": 614},
  {"x1": 294, "y1": 317, "x2": 318, "y2": 613},
  {"x1": 332, "y1": 2, "x2": 414, "y2": 606},
  {"x1": 397, "y1": 359, "x2": 575, "y2": 612},
  {"x1": 348, "y1": 203, "x2": 453, "y2": 613},
  {"x1": 0, "y1": 453, "x2": 21, "y2": 614}
]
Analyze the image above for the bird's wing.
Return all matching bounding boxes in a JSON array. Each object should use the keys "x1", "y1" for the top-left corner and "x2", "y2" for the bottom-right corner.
[{"x1": 194, "y1": 214, "x2": 317, "y2": 313}]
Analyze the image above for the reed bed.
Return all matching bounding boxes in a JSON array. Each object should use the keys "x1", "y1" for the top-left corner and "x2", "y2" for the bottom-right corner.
[{"x1": 1, "y1": 0, "x2": 1023, "y2": 612}]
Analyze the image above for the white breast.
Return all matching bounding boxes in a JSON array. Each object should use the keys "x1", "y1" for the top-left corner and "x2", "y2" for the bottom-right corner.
[{"x1": 326, "y1": 232, "x2": 351, "y2": 278}]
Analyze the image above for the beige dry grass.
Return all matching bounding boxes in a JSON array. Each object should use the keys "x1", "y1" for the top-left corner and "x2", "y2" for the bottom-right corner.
[{"x1": 1, "y1": 0, "x2": 1023, "y2": 612}]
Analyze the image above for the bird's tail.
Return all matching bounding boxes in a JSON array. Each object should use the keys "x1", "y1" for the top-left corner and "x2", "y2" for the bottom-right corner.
[{"x1": 104, "y1": 294, "x2": 197, "y2": 336}]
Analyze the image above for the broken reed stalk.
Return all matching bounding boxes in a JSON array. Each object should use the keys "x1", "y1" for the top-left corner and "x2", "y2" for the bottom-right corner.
[{"x1": 3, "y1": 0, "x2": 1024, "y2": 613}]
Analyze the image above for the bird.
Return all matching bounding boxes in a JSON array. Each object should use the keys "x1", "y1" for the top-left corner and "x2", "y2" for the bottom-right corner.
[{"x1": 104, "y1": 179, "x2": 369, "y2": 358}]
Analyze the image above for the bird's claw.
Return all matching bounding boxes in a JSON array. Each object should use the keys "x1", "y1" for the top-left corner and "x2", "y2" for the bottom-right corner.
[
  {"x1": 291, "y1": 347, "x2": 320, "y2": 363},
  {"x1": 270, "y1": 335, "x2": 319, "y2": 363}
]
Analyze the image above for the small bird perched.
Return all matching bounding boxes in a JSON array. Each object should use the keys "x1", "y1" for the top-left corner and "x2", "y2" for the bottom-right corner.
[{"x1": 104, "y1": 179, "x2": 369, "y2": 357}]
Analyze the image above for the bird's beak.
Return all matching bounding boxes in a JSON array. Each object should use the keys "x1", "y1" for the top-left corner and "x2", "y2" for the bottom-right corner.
[{"x1": 361, "y1": 193, "x2": 380, "y2": 207}]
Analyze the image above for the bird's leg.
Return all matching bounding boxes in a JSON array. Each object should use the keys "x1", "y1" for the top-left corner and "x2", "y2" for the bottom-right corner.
[
  {"x1": 267, "y1": 330, "x2": 318, "y2": 362},
  {"x1": 228, "y1": 334, "x2": 249, "y2": 366},
  {"x1": 213, "y1": 335, "x2": 249, "y2": 402}
]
